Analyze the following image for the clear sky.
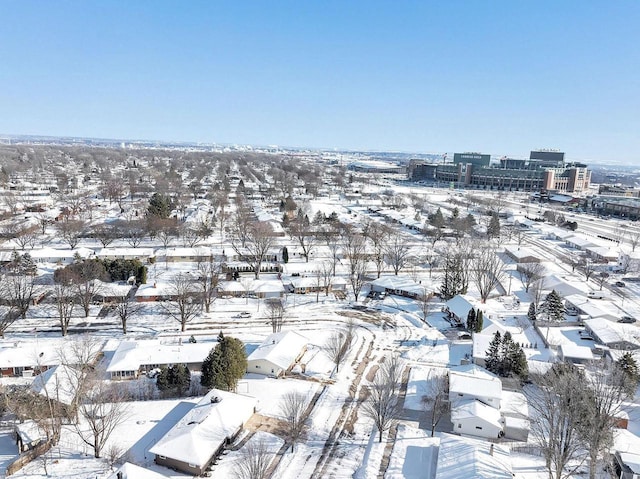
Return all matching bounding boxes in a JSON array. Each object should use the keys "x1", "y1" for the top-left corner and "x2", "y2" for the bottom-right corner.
[{"x1": 0, "y1": 1, "x2": 638, "y2": 163}]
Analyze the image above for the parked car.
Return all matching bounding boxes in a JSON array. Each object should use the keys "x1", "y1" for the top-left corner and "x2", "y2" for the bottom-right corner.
[
  {"x1": 614, "y1": 281, "x2": 626, "y2": 287},
  {"x1": 233, "y1": 312, "x2": 251, "y2": 319},
  {"x1": 579, "y1": 331, "x2": 594, "y2": 340},
  {"x1": 618, "y1": 316, "x2": 636, "y2": 324},
  {"x1": 587, "y1": 291, "x2": 606, "y2": 299}
]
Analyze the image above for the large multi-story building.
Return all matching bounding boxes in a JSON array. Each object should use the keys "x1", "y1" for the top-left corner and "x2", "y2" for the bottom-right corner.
[{"x1": 409, "y1": 150, "x2": 591, "y2": 193}]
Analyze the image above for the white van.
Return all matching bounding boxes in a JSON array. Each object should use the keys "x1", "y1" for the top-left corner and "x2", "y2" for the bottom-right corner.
[{"x1": 587, "y1": 291, "x2": 606, "y2": 299}]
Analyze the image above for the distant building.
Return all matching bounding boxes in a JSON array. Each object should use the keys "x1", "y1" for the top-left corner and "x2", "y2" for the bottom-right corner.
[{"x1": 426, "y1": 149, "x2": 591, "y2": 193}]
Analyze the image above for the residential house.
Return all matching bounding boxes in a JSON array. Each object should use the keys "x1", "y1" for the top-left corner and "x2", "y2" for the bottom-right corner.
[
  {"x1": 448, "y1": 364, "x2": 502, "y2": 409},
  {"x1": 370, "y1": 276, "x2": 426, "y2": 300},
  {"x1": 614, "y1": 452, "x2": 640, "y2": 479},
  {"x1": 106, "y1": 339, "x2": 215, "y2": 379},
  {"x1": 150, "y1": 389, "x2": 256, "y2": 476},
  {"x1": 443, "y1": 295, "x2": 477, "y2": 326},
  {"x1": 451, "y1": 399, "x2": 503, "y2": 439},
  {"x1": 434, "y1": 433, "x2": 512, "y2": 479},
  {"x1": 584, "y1": 318, "x2": 640, "y2": 351},
  {"x1": 247, "y1": 331, "x2": 308, "y2": 377}
]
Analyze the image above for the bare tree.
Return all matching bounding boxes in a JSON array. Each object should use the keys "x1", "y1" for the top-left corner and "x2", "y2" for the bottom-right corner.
[
  {"x1": 279, "y1": 391, "x2": 308, "y2": 452},
  {"x1": 471, "y1": 245, "x2": 505, "y2": 303},
  {"x1": 111, "y1": 288, "x2": 141, "y2": 334},
  {"x1": 93, "y1": 223, "x2": 120, "y2": 247},
  {"x1": 231, "y1": 222, "x2": 275, "y2": 279},
  {"x1": 596, "y1": 271, "x2": 609, "y2": 291},
  {"x1": 342, "y1": 225, "x2": 368, "y2": 301},
  {"x1": 363, "y1": 221, "x2": 390, "y2": 278},
  {"x1": 74, "y1": 375, "x2": 130, "y2": 458},
  {"x1": 0, "y1": 306, "x2": 21, "y2": 338},
  {"x1": 578, "y1": 258, "x2": 596, "y2": 282},
  {"x1": 54, "y1": 281, "x2": 76, "y2": 336},
  {"x1": 384, "y1": 234, "x2": 412, "y2": 275},
  {"x1": 35, "y1": 213, "x2": 53, "y2": 235},
  {"x1": 72, "y1": 261, "x2": 107, "y2": 318},
  {"x1": 323, "y1": 321, "x2": 355, "y2": 374},
  {"x1": 288, "y1": 216, "x2": 316, "y2": 262},
  {"x1": 421, "y1": 369, "x2": 449, "y2": 437},
  {"x1": 627, "y1": 230, "x2": 640, "y2": 252},
  {"x1": 0, "y1": 269, "x2": 38, "y2": 319},
  {"x1": 162, "y1": 273, "x2": 203, "y2": 332},
  {"x1": 361, "y1": 354, "x2": 403, "y2": 442},
  {"x1": 234, "y1": 438, "x2": 274, "y2": 479},
  {"x1": 197, "y1": 257, "x2": 221, "y2": 313},
  {"x1": 518, "y1": 262, "x2": 546, "y2": 293},
  {"x1": 12, "y1": 224, "x2": 39, "y2": 250},
  {"x1": 264, "y1": 298, "x2": 285, "y2": 333},
  {"x1": 579, "y1": 362, "x2": 632, "y2": 479},
  {"x1": 419, "y1": 288, "x2": 434, "y2": 323},
  {"x1": 180, "y1": 225, "x2": 202, "y2": 248},
  {"x1": 2, "y1": 192, "x2": 20, "y2": 215},
  {"x1": 56, "y1": 219, "x2": 86, "y2": 249},
  {"x1": 525, "y1": 363, "x2": 588, "y2": 479}
]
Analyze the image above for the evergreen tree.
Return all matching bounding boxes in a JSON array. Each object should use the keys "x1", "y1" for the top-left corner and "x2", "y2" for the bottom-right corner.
[
  {"x1": 542, "y1": 289, "x2": 564, "y2": 322},
  {"x1": 485, "y1": 332, "x2": 502, "y2": 375},
  {"x1": 201, "y1": 332, "x2": 248, "y2": 391},
  {"x1": 466, "y1": 308, "x2": 476, "y2": 332},
  {"x1": 528, "y1": 302, "x2": 537, "y2": 322},
  {"x1": 485, "y1": 331, "x2": 528, "y2": 379},
  {"x1": 440, "y1": 253, "x2": 466, "y2": 300},
  {"x1": 488, "y1": 213, "x2": 501, "y2": 238},
  {"x1": 499, "y1": 332, "x2": 514, "y2": 376},
  {"x1": 475, "y1": 310, "x2": 483, "y2": 333},
  {"x1": 147, "y1": 192, "x2": 172, "y2": 219},
  {"x1": 282, "y1": 246, "x2": 289, "y2": 264},
  {"x1": 617, "y1": 352, "x2": 640, "y2": 395},
  {"x1": 428, "y1": 208, "x2": 445, "y2": 229},
  {"x1": 156, "y1": 364, "x2": 191, "y2": 396}
]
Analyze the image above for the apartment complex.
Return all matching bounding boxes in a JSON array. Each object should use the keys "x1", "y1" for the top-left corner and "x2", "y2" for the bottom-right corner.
[{"x1": 409, "y1": 150, "x2": 591, "y2": 193}]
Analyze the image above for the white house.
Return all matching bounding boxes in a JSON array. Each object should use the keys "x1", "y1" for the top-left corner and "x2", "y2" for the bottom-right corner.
[
  {"x1": 247, "y1": 331, "x2": 308, "y2": 377},
  {"x1": 443, "y1": 295, "x2": 476, "y2": 325},
  {"x1": 451, "y1": 399, "x2": 503, "y2": 439},
  {"x1": 370, "y1": 275, "x2": 426, "y2": 299},
  {"x1": 448, "y1": 364, "x2": 502, "y2": 409},
  {"x1": 435, "y1": 433, "x2": 512, "y2": 479},
  {"x1": 108, "y1": 463, "x2": 169, "y2": 479},
  {"x1": 96, "y1": 247, "x2": 155, "y2": 262},
  {"x1": 106, "y1": 339, "x2": 216, "y2": 379},
  {"x1": 150, "y1": 389, "x2": 256, "y2": 476}
]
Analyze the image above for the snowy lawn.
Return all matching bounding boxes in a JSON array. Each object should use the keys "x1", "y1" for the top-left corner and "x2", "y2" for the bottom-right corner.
[{"x1": 384, "y1": 425, "x2": 438, "y2": 479}]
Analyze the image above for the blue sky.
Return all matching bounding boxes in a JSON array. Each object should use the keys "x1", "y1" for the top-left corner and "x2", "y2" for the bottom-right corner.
[{"x1": 0, "y1": 1, "x2": 638, "y2": 163}]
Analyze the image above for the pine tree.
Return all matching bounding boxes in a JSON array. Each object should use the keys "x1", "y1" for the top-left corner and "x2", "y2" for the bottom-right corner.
[
  {"x1": 156, "y1": 364, "x2": 192, "y2": 396},
  {"x1": 617, "y1": 352, "x2": 640, "y2": 395},
  {"x1": 429, "y1": 208, "x2": 445, "y2": 229},
  {"x1": 488, "y1": 213, "x2": 501, "y2": 238},
  {"x1": 485, "y1": 332, "x2": 502, "y2": 375},
  {"x1": 466, "y1": 308, "x2": 476, "y2": 332},
  {"x1": 528, "y1": 302, "x2": 537, "y2": 322},
  {"x1": 147, "y1": 192, "x2": 172, "y2": 219},
  {"x1": 542, "y1": 289, "x2": 564, "y2": 322},
  {"x1": 475, "y1": 310, "x2": 483, "y2": 333},
  {"x1": 499, "y1": 332, "x2": 514, "y2": 376},
  {"x1": 201, "y1": 332, "x2": 248, "y2": 391},
  {"x1": 282, "y1": 246, "x2": 289, "y2": 264}
]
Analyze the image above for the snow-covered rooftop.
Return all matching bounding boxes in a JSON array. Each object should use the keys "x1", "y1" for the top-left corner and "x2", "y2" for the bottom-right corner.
[{"x1": 149, "y1": 389, "x2": 256, "y2": 468}]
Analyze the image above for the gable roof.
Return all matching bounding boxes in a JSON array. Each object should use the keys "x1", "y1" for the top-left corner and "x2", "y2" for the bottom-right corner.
[
  {"x1": 449, "y1": 364, "x2": 502, "y2": 401},
  {"x1": 444, "y1": 295, "x2": 475, "y2": 320},
  {"x1": 149, "y1": 389, "x2": 256, "y2": 468},
  {"x1": 247, "y1": 331, "x2": 308, "y2": 370},
  {"x1": 451, "y1": 399, "x2": 502, "y2": 428},
  {"x1": 31, "y1": 364, "x2": 79, "y2": 405},
  {"x1": 435, "y1": 433, "x2": 512, "y2": 479},
  {"x1": 106, "y1": 339, "x2": 216, "y2": 373}
]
